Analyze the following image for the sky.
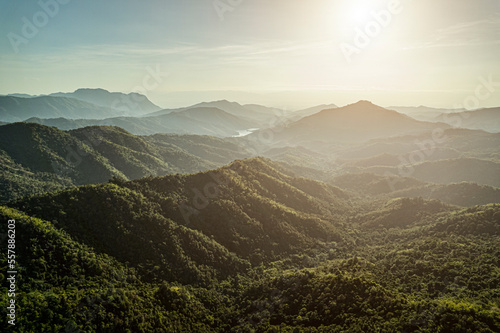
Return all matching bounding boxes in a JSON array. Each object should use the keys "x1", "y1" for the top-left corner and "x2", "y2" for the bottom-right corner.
[{"x1": 0, "y1": 0, "x2": 499, "y2": 109}]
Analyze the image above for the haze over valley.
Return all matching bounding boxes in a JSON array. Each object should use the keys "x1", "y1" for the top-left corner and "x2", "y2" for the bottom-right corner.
[{"x1": 1, "y1": 0, "x2": 499, "y2": 331}]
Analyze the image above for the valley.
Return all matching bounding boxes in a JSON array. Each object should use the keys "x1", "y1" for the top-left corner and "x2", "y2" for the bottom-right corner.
[{"x1": 0, "y1": 90, "x2": 499, "y2": 332}]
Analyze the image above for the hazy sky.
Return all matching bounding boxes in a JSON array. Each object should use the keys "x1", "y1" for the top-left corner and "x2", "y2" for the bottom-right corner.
[{"x1": 0, "y1": 0, "x2": 499, "y2": 109}]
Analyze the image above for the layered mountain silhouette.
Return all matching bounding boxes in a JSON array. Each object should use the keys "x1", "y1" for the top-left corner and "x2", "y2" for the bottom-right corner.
[
  {"x1": 0, "y1": 96, "x2": 125, "y2": 122},
  {"x1": 50, "y1": 88, "x2": 162, "y2": 115},
  {"x1": 1, "y1": 87, "x2": 500, "y2": 331},
  {"x1": 435, "y1": 107, "x2": 500, "y2": 133},
  {"x1": 335, "y1": 128, "x2": 499, "y2": 160},
  {"x1": 2, "y1": 98, "x2": 499, "y2": 202},
  {"x1": 0, "y1": 89, "x2": 161, "y2": 122},
  {"x1": 387, "y1": 106, "x2": 463, "y2": 122},
  {"x1": 2, "y1": 156, "x2": 499, "y2": 331},
  {"x1": 389, "y1": 106, "x2": 500, "y2": 133},
  {"x1": 25, "y1": 106, "x2": 258, "y2": 137},
  {"x1": 368, "y1": 157, "x2": 500, "y2": 187},
  {"x1": 286, "y1": 103, "x2": 338, "y2": 121},
  {"x1": 0, "y1": 123, "x2": 250, "y2": 202},
  {"x1": 9, "y1": 158, "x2": 350, "y2": 268},
  {"x1": 263, "y1": 101, "x2": 451, "y2": 147},
  {"x1": 330, "y1": 172, "x2": 500, "y2": 207},
  {"x1": 146, "y1": 99, "x2": 284, "y2": 126}
]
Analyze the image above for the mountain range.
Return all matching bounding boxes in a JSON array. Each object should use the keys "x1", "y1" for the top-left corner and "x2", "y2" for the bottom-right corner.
[
  {"x1": 389, "y1": 105, "x2": 500, "y2": 133},
  {"x1": 145, "y1": 100, "x2": 285, "y2": 125},
  {"x1": 0, "y1": 95, "x2": 125, "y2": 122},
  {"x1": 0, "y1": 91, "x2": 499, "y2": 331},
  {"x1": 387, "y1": 106, "x2": 463, "y2": 121},
  {"x1": 17, "y1": 99, "x2": 337, "y2": 137},
  {"x1": 435, "y1": 107, "x2": 500, "y2": 133},
  {"x1": 1, "y1": 98, "x2": 499, "y2": 202},
  {"x1": 256, "y1": 101, "x2": 452, "y2": 150},
  {"x1": 50, "y1": 88, "x2": 162, "y2": 114},
  {"x1": 1, "y1": 157, "x2": 499, "y2": 331},
  {"x1": 0, "y1": 122, "x2": 251, "y2": 202},
  {"x1": 0, "y1": 89, "x2": 161, "y2": 122},
  {"x1": 23, "y1": 106, "x2": 259, "y2": 137}
]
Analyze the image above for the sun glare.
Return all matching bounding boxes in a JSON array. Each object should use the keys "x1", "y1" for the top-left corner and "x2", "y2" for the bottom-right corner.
[
  {"x1": 335, "y1": 0, "x2": 390, "y2": 30},
  {"x1": 331, "y1": 0, "x2": 376, "y2": 38},
  {"x1": 346, "y1": 1, "x2": 372, "y2": 24}
]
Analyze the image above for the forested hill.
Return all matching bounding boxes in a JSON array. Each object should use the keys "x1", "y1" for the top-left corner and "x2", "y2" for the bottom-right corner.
[
  {"x1": 9, "y1": 158, "x2": 352, "y2": 272},
  {"x1": 0, "y1": 123, "x2": 250, "y2": 203},
  {"x1": 1, "y1": 157, "x2": 499, "y2": 331}
]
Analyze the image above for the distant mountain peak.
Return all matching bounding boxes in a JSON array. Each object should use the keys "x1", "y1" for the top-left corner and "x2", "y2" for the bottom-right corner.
[
  {"x1": 318, "y1": 100, "x2": 385, "y2": 115},
  {"x1": 270, "y1": 99, "x2": 449, "y2": 144},
  {"x1": 47, "y1": 88, "x2": 161, "y2": 115},
  {"x1": 73, "y1": 88, "x2": 146, "y2": 99},
  {"x1": 349, "y1": 100, "x2": 376, "y2": 107},
  {"x1": 212, "y1": 99, "x2": 240, "y2": 106},
  {"x1": 338, "y1": 100, "x2": 396, "y2": 114},
  {"x1": 74, "y1": 88, "x2": 110, "y2": 93}
]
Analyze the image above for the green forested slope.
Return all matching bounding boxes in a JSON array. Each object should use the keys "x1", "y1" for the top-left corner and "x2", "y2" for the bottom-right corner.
[
  {"x1": 11, "y1": 158, "x2": 351, "y2": 267},
  {"x1": 0, "y1": 206, "x2": 223, "y2": 332},
  {"x1": 1, "y1": 158, "x2": 499, "y2": 331},
  {"x1": 0, "y1": 123, "x2": 249, "y2": 203}
]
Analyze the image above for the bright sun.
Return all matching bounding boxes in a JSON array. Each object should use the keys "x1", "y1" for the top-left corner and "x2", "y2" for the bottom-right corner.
[
  {"x1": 338, "y1": 0, "x2": 394, "y2": 25},
  {"x1": 332, "y1": 0, "x2": 391, "y2": 38},
  {"x1": 346, "y1": 1, "x2": 372, "y2": 24}
]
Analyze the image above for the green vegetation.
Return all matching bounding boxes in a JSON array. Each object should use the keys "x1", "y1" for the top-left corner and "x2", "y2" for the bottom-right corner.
[
  {"x1": 1, "y1": 102, "x2": 499, "y2": 331},
  {"x1": 23, "y1": 106, "x2": 259, "y2": 137},
  {"x1": 1, "y1": 158, "x2": 499, "y2": 331},
  {"x1": 0, "y1": 123, "x2": 249, "y2": 203},
  {"x1": 2, "y1": 122, "x2": 499, "y2": 207},
  {"x1": 330, "y1": 173, "x2": 500, "y2": 207},
  {"x1": 0, "y1": 207, "x2": 219, "y2": 332}
]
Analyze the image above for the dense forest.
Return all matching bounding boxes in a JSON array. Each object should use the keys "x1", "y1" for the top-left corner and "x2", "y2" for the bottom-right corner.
[
  {"x1": 2, "y1": 122, "x2": 500, "y2": 206},
  {"x1": 0, "y1": 123, "x2": 251, "y2": 203},
  {"x1": 1, "y1": 157, "x2": 499, "y2": 332},
  {"x1": 2, "y1": 0, "x2": 500, "y2": 328},
  {"x1": 1, "y1": 101, "x2": 499, "y2": 332}
]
